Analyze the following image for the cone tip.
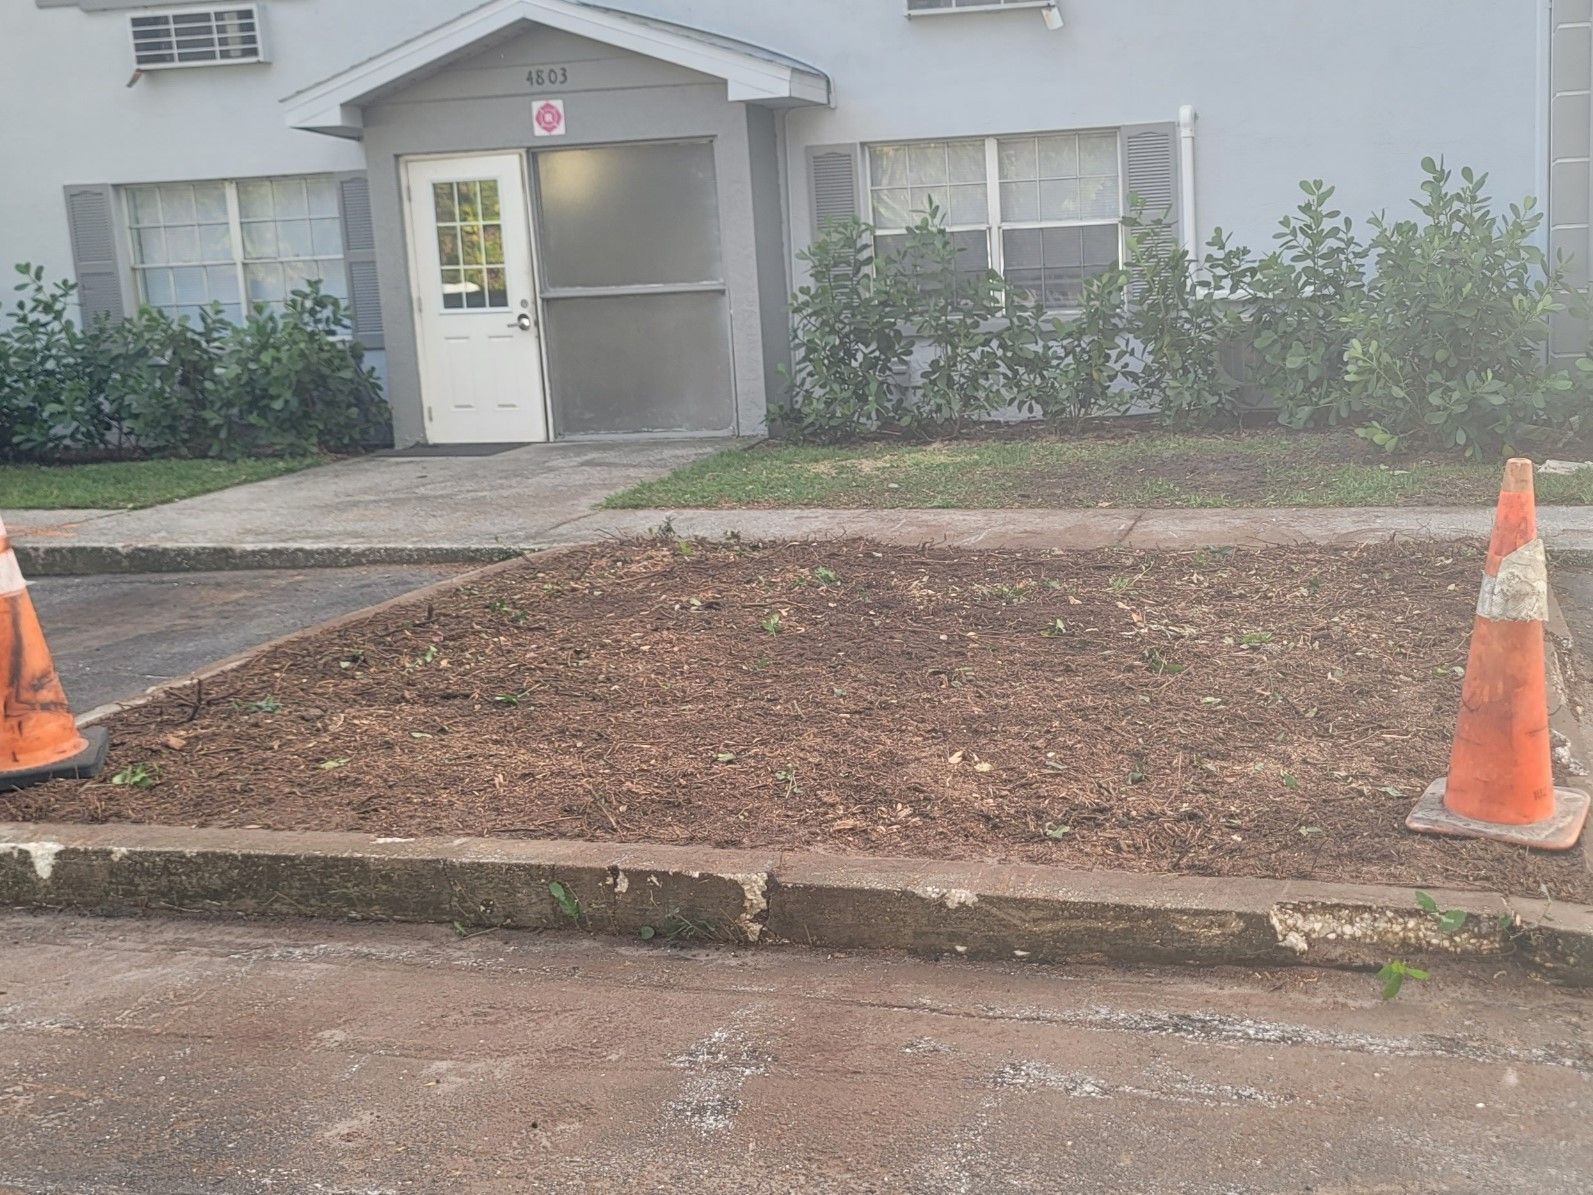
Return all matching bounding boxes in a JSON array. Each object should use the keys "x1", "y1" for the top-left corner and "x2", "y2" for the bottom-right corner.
[{"x1": 1502, "y1": 458, "x2": 1534, "y2": 493}]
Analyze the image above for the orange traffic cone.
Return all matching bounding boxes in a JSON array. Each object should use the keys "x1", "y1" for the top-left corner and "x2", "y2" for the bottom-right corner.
[
  {"x1": 0, "y1": 516, "x2": 107, "y2": 791},
  {"x1": 1407, "y1": 458, "x2": 1589, "y2": 849}
]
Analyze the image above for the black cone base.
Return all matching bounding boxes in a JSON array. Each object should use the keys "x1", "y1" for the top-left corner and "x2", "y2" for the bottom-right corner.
[{"x1": 0, "y1": 726, "x2": 110, "y2": 792}]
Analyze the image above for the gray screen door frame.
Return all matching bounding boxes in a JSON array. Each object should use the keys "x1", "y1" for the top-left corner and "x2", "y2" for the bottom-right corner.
[{"x1": 530, "y1": 136, "x2": 737, "y2": 439}]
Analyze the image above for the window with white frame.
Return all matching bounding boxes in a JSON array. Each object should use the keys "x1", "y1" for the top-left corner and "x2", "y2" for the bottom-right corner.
[
  {"x1": 866, "y1": 129, "x2": 1122, "y2": 307},
  {"x1": 125, "y1": 177, "x2": 346, "y2": 323}
]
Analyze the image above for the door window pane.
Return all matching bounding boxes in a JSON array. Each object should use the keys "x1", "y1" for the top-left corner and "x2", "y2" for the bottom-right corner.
[
  {"x1": 432, "y1": 179, "x2": 509, "y2": 310},
  {"x1": 536, "y1": 141, "x2": 722, "y2": 288}
]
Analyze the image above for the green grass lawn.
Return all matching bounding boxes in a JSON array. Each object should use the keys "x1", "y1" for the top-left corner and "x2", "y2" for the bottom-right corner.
[
  {"x1": 605, "y1": 430, "x2": 1593, "y2": 510},
  {"x1": 0, "y1": 456, "x2": 325, "y2": 510}
]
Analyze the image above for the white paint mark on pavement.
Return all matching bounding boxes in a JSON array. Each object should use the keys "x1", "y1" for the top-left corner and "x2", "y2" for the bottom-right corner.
[{"x1": 664, "y1": 1017, "x2": 770, "y2": 1139}]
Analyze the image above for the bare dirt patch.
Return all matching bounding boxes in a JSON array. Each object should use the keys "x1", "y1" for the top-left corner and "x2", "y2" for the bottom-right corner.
[{"x1": 10, "y1": 539, "x2": 1589, "y2": 901}]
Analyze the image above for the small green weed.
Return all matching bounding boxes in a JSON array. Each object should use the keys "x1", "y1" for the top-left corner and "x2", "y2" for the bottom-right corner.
[
  {"x1": 1415, "y1": 890, "x2": 1469, "y2": 934},
  {"x1": 1108, "y1": 569, "x2": 1148, "y2": 594},
  {"x1": 1143, "y1": 648, "x2": 1186, "y2": 675},
  {"x1": 1377, "y1": 960, "x2": 1429, "y2": 1000},
  {"x1": 238, "y1": 696, "x2": 281, "y2": 714},
  {"x1": 760, "y1": 612, "x2": 784, "y2": 635},
  {"x1": 980, "y1": 581, "x2": 1031, "y2": 605},
  {"x1": 492, "y1": 691, "x2": 532, "y2": 707},
  {"x1": 488, "y1": 600, "x2": 529, "y2": 625},
  {"x1": 109, "y1": 762, "x2": 159, "y2": 788},
  {"x1": 548, "y1": 881, "x2": 581, "y2": 921}
]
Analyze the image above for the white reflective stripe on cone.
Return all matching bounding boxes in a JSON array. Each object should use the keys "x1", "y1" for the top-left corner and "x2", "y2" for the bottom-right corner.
[
  {"x1": 0, "y1": 548, "x2": 27, "y2": 596},
  {"x1": 1476, "y1": 538, "x2": 1548, "y2": 623}
]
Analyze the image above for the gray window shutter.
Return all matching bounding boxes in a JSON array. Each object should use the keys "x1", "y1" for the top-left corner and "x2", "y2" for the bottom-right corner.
[
  {"x1": 1120, "y1": 122, "x2": 1182, "y2": 254},
  {"x1": 337, "y1": 172, "x2": 384, "y2": 348},
  {"x1": 807, "y1": 144, "x2": 861, "y2": 240},
  {"x1": 63, "y1": 184, "x2": 127, "y2": 325}
]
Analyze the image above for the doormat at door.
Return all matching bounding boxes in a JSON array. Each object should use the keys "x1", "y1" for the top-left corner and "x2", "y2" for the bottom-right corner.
[{"x1": 377, "y1": 443, "x2": 532, "y2": 458}]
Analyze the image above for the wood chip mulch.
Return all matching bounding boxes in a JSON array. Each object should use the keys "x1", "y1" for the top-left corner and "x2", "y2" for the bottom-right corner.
[{"x1": 9, "y1": 538, "x2": 1590, "y2": 901}]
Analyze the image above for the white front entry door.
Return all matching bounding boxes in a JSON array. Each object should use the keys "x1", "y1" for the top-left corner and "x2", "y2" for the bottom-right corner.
[{"x1": 405, "y1": 153, "x2": 548, "y2": 443}]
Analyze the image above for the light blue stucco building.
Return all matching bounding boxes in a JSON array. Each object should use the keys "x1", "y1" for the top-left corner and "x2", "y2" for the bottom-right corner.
[{"x1": 2, "y1": 0, "x2": 1585, "y2": 446}]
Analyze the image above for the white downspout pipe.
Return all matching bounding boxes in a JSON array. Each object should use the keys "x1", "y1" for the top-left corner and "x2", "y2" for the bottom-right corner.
[{"x1": 1177, "y1": 104, "x2": 1198, "y2": 258}]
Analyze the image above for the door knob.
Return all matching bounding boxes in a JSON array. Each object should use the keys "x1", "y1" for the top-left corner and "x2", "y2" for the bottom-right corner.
[{"x1": 509, "y1": 312, "x2": 533, "y2": 330}]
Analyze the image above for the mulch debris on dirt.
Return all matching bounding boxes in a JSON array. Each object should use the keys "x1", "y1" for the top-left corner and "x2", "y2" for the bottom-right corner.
[{"x1": 10, "y1": 538, "x2": 1589, "y2": 901}]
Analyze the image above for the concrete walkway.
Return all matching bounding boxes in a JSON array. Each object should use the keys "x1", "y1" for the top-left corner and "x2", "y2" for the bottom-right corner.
[
  {"x1": 9, "y1": 440, "x2": 1593, "y2": 572},
  {"x1": 4, "y1": 439, "x2": 726, "y2": 572},
  {"x1": 2, "y1": 912, "x2": 1588, "y2": 1193}
]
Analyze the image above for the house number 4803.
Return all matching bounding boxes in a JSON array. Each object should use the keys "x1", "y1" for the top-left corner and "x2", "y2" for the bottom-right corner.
[{"x1": 527, "y1": 67, "x2": 569, "y2": 87}]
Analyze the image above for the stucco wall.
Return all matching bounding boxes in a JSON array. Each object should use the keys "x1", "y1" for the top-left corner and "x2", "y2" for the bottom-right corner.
[
  {"x1": 612, "y1": 0, "x2": 1547, "y2": 268},
  {"x1": 4, "y1": 2, "x2": 1547, "y2": 286}
]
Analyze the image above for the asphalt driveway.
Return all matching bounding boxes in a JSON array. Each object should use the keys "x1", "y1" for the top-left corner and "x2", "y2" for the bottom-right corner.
[{"x1": 29, "y1": 566, "x2": 464, "y2": 712}]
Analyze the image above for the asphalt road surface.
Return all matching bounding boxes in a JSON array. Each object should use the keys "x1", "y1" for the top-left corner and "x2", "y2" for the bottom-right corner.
[
  {"x1": 27, "y1": 566, "x2": 465, "y2": 712},
  {"x1": 0, "y1": 913, "x2": 1587, "y2": 1194}
]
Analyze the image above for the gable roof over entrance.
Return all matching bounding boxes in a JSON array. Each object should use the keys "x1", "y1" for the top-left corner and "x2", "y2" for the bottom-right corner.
[{"x1": 284, "y1": 0, "x2": 831, "y2": 138}]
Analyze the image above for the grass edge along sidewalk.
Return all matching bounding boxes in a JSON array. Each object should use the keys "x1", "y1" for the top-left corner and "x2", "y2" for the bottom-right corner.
[
  {"x1": 603, "y1": 433, "x2": 1593, "y2": 511},
  {"x1": 0, "y1": 456, "x2": 324, "y2": 511},
  {"x1": 3, "y1": 821, "x2": 1590, "y2": 985}
]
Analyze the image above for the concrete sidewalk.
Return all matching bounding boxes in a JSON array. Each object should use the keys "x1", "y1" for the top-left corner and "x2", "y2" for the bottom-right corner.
[
  {"x1": 13, "y1": 500, "x2": 1593, "y2": 574},
  {"x1": 9, "y1": 438, "x2": 1593, "y2": 572},
  {"x1": 4, "y1": 438, "x2": 727, "y2": 573}
]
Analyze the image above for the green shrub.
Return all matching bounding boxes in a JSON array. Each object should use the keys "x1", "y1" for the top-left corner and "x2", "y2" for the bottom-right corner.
[
  {"x1": 1234, "y1": 180, "x2": 1368, "y2": 428},
  {"x1": 1019, "y1": 266, "x2": 1131, "y2": 430},
  {"x1": 0, "y1": 267, "x2": 387, "y2": 463},
  {"x1": 1343, "y1": 160, "x2": 1578, "y2": 456},
  {"x1": 0, "y1": 264, "x2": 139, "y2": 457},
  {"x1": 778, "y1": 218, "x2": 913, "y2": 441},
  {"x1": 776, "y1": 158, "x2": 1592, "y2": 453},
  {"x1": 893, "y1": 206, "x2": 1011, "y2": 434},
  {"x1": 207, "y1": 282, "x2": 387, "y2": 458},
  {"x1": 120, "y1": 305, "x2": 233, "y2": 457},
  {"x1": 1116, "y1": 203, "x2": 1253, "y2": 429}
]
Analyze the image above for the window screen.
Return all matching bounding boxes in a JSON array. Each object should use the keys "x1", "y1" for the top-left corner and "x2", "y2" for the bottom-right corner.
[
  {"x1": 533, "y1": 141, "x2": 734, "y2": 436},
  {"x1": 537, "y1": 142, "x2": 722, "y2": 289}
]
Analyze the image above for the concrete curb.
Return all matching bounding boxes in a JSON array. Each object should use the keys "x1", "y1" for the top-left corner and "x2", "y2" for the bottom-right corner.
[{"x1": 1, "y1": 822, "x2": 1588, "y2": 983}]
